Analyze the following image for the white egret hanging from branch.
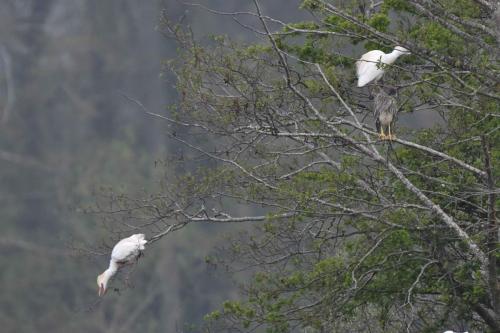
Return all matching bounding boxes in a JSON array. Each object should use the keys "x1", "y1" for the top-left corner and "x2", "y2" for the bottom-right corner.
[{"x1": 96, "y1": 233, "x2": 147, "y2": 296}]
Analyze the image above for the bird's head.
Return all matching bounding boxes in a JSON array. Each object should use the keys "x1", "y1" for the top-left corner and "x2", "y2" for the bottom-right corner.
[
  {"x1": 97, "y1": 273, "x2": 109, "y2": 297},
  {"x1": 394, "y1": 46, "x2": 410, "y2": 55}
]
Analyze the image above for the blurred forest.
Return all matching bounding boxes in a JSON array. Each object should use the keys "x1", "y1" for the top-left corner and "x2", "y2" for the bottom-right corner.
[{"x1": 0, "y1": 1, "x2": 301, "y2": 332}]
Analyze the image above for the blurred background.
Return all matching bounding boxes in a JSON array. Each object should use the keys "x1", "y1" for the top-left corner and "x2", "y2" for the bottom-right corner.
[{"x1": 0, "y1": 1, "x2": 303, "y2": 332}]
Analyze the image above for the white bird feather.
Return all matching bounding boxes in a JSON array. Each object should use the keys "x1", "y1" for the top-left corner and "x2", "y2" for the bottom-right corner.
[
  {"x1": 356, "y1": 46, "x2": 409, "y2": 87},
  {"x1": 97, "y1": 233, "x2": 147, "y2": 296}
]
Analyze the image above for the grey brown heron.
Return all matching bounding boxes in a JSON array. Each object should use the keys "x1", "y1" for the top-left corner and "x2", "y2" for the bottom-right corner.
[{"x1": 373, "y1": 86, "x2": 398, "y2": 140}]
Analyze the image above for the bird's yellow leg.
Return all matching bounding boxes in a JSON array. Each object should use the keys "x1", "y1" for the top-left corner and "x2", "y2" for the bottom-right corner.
[
  {"x1": 379, "y1": 127, "x2": 386, "y2": 140},
  {"x1": 388, "y1": 124, "x2": 396, "y2": 140}
]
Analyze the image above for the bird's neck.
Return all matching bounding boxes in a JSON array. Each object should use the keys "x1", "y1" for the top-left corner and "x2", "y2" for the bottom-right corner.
[
  {"x1": 381, "y1": 50, "x2": 402, "y2": 65},
  {"x1": 105, "y1": 260, "x2": 119, "y2": 277}
]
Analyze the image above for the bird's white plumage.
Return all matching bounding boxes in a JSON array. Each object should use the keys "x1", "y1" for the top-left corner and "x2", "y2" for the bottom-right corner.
[
  {"x1": 356, "y1": 50, "x2": 385, "y2": 87},
  {"x1": 97, "y1": 233, "x2": 147, "y2": 296},
  {"x1": 111, "y1": 233, "x2": 147, "y2": 263},
  {"x1": 356, "y1": 46, "x2": 409, "y2": 87}
]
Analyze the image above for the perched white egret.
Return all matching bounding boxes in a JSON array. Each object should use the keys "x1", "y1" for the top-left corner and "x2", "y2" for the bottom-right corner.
[
  {"x1": 356, "y1": 46, "x2": 410, "y2": 87},
  {"x1": 97, "y1": 233, "x2": 147, "y2": 296},
  {"x1": 373, "y1": 86, "x2": 398, "y2": 140}
]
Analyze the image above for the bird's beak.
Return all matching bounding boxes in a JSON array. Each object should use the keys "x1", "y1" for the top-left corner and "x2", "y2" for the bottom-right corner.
[{"x1": 98, "y1": 284, "x2": 105, "y2": 297}]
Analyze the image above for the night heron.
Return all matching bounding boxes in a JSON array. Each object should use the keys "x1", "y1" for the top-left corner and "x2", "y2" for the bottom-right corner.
[{"x1": 373, "y1": 86, "x2": 398, "y2": 140}]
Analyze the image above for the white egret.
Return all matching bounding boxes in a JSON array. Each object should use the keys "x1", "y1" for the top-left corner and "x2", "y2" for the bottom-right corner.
[
  {"x1": 373, "y1": 86, "x2": 398, "y2": 140},
  {"x1": 96, "y1": 233, "x2": 147, "y2": 296},
  {"x1": 356, "y1": 46, "x2": 410, "y2": 87}
]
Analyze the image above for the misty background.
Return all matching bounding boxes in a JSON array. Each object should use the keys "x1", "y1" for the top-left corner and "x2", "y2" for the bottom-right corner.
[{"x1": 0, "y1": 1, "x2": 303, "y2": 332}]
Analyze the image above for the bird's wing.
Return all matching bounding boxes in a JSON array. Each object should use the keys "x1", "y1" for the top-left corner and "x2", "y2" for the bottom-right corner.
[
  {"x1": 121, "y1": 233, "x2": 144, "y2": 241},
  {"x1": 128, "y1": 233, "x2": 146, "y2": 243},
  {"x1": 356, "y1": 50, "x2": 383, "y2": 78},
  {"x1": 373, "y1": 89, "x2": 386, "y2": 118},
  {"x1": 111, "y1": 240, "x2": 135, "y2": 262},
  {"x1": 111, "y1": 235, "x2": 145, "y2": 262},
  {"x1": 129, "y1": 233, "x2": 147, "y2": 249},
  {"x1": 390, "y1": 98, "x2": 398, "y2": 123}
]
